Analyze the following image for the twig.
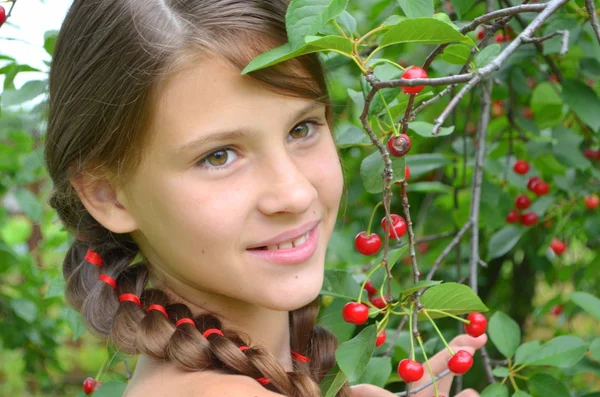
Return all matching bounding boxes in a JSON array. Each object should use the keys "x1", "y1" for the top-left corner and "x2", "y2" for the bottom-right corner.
[
  {"x1": 395, "y1": 370, "x2": 451, "y2": 396},
  {"x1": 383, "y1": 315, "x2": 408, "y2": 357},
  {"x1": 521, "y1": 29, "x2": 569, "y2": 56},
  {"x1": 425, "y1": 221, "x2": 472, "y2": 281},
  {"x1": 415, "y1": 231, "x2": 454, "y2": 243},
  {"x1": 586, "y1": 0, "x2": 600, "y2": 45}
]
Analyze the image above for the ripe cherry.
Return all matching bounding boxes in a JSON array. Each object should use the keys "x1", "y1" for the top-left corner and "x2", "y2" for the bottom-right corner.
[
  {"x1": 375, "y1": 330, "x2": 386, "y2": 347},
  {"x1": 387, "y1": 134, "x2": 412, "y2": 157},
  {"x1": 342, "y1": 302, "x2": 369, "y2": 325},
  {"x1": 521, "y1": 212, "x2": 538, "y2": 226},
  {"x1": 527, "y1": 77, "x2": 537, "y2": 89},
  {"x1": 398, "y1": 359, "x2": 424, "y2": 383},
  {"x1": 364, "y1": 280, "x2": 377, "y2": 296},
  {"x1": 527, "y1": 176, "x2": 542, "y2": 191},
  {"x1": 491, "y1": 100, "x2": 504, "y2": 117},
  {"x1": 550, "y1": 304, "x2": 563, "y2": 316},
  {"x1": 83, "y1": 378, "x2": 98, "y2": 395},
  {"x1": 515, "y1": 194, "x2": 531, "y2": 210},
  {"x1": 523, "y1": 108, "x2": 534, "y2": 119},
  {"x1": 585, "y1": 194, "x2": 599, "y2": 209},
  {"x1": 394, "y1": 166, "x2": 411, "y2": 185},
  {"x1": 532, "y1": 180, "x2": 549, "y2": 196},
  {"x1": 495, "y1": 33, "x2": 505, "y2": 43},
  {"x1": 448, "y1": 350, "x2": 474, "y2": 374},
  {"x1": 506, "y1": 209, "x2": 520, "y2": 224},
  {"x1": 381, "y1": 214, "x2": 407, "y2": 239},
  {"x1": 355, "y1": 232, "x2": 382, "y2": 256},
  {"x1": 583, "y1": 148, "x2": 598, "y2": 159},
  {"x1": 417, "y1": 242, "x2": 429, "y2": 254},
  {"x1": 370, "y1": 295, "x2": 387, "y2": 309},
  {"x1": 0, "y1": 6, "x2": 6, "y2": 28},
  {"x1": 401, "y1": 66, "x2": 427, "y2": 94},
  {"x1": 464, "y1": 312, "x2": 487, "y2": 337},
  {"x1": 550, "y1": 238, "x2": 566, "y2": 255},
  {"x1": 513, "y1": 160, "x2": 530, "y2": 175},
  {"x1": 477, "y1": 30, "x2": 485, "y2": 40}
]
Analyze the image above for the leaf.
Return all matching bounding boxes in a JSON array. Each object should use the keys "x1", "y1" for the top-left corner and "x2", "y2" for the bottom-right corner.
[
  {"x1": 321, "y1": 269, "x2": 362, "y2": 300},
  {"x1": 320, "y1": 364, "x2": 347, "y2": 397},
  {"x1": 1, "y1": 80, "x2": 47, "y2": 108},
  {"x1": 397, "y1": 0, "x2": 434, "y2": 18},
  {"x1": 334, "y1": 125, "x2": 369, "y2": 148},
  {"x1": 400, "y1": 280, "x2": 443, "y2": 300},
  {"x1": 480, "y1": 383, "x2": 509, "y2": 397},
  {"x1": 488, "y1": 312, "x2": 521, "y2": 359},
  {"x1": 45, "y1": 274, "x2": 66, "y2": 299},
  {"x1": 359, "y1": 150, "x2": 406, "y2": 194},
  {"x1": 285, "y1": 0, "x2": 349, "y2": 50},
  {"x1": 420, "y1": 282, "x2": 488, "y2": 320},
  {"x1": 405, "y1": 153, "x2": 452, "y2": 178},
  {"x1": 528, "y1": 373, "x2": 570, "y2": 397},
  {"x1": 440, "y1": 44, "x2": 472, "y2": 65},
  {"x1": 64, "y1": 307, "x2": 86, "y2": 341},
  {"x1": 353, "y1": 356, "x2": 392, "y2": 387},
  {"x1": 92, "y1": 381, "x2": 128, "y2": 397},
  {"x1": 406, "y1": 182, "x2": 452, "y2": 194},
  {"x1": 44, "y1": 30, "x2": 59, "y2": 56},
  {"x1": 523, "y1": 336, "x2": 588, "y2": 368},
  {"x1": 335, "y1": 325, "x2": 377, "y2": 380},
  {"x1": 512, "y1": 392, "x2": 533, "y2": 397},
  {"x1": 14, "y1": 188, "x2": 44, "y2": 222},
  {"x1": 475, "y1": 44, "x2": 501, "y2": 68},
  {"x1": 492, "y1": 367, "x2": 509, "y2": 377},
  {"x1": 318, "y1": 298, "x2": 356, "y2": 343},
  {"x1": 337, "y1": 11, "x2": 356, "y2": 36},
  {"x1": 452, "y1": 0, "x2": 477, "y2": 19},
  {"x1": 590, "y1": 338, "x2": 600, "y2": 362},
  {"x1": 562, "y1": 79, "x2": 600, "y2": 132},
  {"x1": 380, "y1": 18, "x2": 474, "y2": 49},
  {"x1": 487, "y1": 226, "x2": 523, "y2": 260},
  {"x1": 10, "y1": 299, "x2": 37, "y2": 323},
  {"x1": 552, "y1": 126, "x2": 592, "y2": 170},
  {"x1": 529, "y1": 195, "x2": 556, "y2": 216},
  {"x1": 514, "y1": 341, "x2": 542, "y2": 365},
  {"x1": 409, "y1": 121, "x2": 454, "y2": 138},
  {"x1": 242, "y1": 36, "x2": 353, "y2": 74},
  {"x1": 530, "y1": 82, "x2": 563, "y2": 128},
  {"x1": 570, "y1": 291, "x2": 600, "y2": 321}
]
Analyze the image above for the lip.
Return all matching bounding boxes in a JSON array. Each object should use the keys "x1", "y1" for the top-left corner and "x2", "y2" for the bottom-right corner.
[
  {"x1": 246, "y1": 223, "x2": 320, "y2": 265},
  {"x1": 246, "y1": 220, "x2": 321, "y2": 249}
]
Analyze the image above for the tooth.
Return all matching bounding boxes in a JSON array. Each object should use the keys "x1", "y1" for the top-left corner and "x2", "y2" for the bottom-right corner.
[
  {"x1": 267, "y1": 244, "x2": 278, "y2": 250},
  {"x1": 278, "y1": 241, "x2": 294, "y2": 249}
]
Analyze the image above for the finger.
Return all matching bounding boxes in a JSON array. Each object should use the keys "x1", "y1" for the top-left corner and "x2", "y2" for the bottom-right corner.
[
  {"x1": 456, "y1": 388, "x2": 480, "y2": 397},
  {"x1": 349, "y1": 384, "x2": 398, "y2": 397}
]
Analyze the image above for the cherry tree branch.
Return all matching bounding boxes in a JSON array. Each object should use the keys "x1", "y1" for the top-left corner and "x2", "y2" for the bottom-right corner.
[
  {"x1": 395, "y1": 370, "x2": 451, "y2": 396},
  {"x1": 585, "y1": 0, "x2": 600, "y2": 44},
  {"x1": 425, "y1": 221, "x2": 472, "y2": 281},
  {"x1": 522, "y1": 29, "x2": 570, "y2": 55}
]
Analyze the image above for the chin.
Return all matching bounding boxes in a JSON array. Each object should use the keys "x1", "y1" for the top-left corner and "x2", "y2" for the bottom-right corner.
[{"x1": 262, "y1": 275, "x2": 323, "y2": 312}]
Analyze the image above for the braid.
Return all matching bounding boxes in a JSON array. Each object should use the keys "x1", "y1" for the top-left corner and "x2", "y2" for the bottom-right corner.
[{"x1": 63, "y1": 241, "x2": 351, "y2": 396}]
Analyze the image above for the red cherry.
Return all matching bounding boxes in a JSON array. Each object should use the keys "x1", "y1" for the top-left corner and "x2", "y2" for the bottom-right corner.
[
  {"x1": 585, "y1": 194, "x2": 599, "y2": 209},
  {"x1": 550, "y1": 74, "x2": 559, "y2": 83},
  {"x1": 342, "y1": 302, "x2": 369, "y2": 325},
  {"x1": 375, "y1": 330, "x2": 386, "y2": 347},
  {"x1": 83, "y1": 378, "x2": 96, "y2": 395},
  {"x1": 550, "y1": 238, "x2": 566, "y2": 255},
  {"x1": 477, "y1": 30, "x2": 485, "y2": 40},
  {"x1": 394, "y1": 166, "x2": 411, "y2": 186},
  {"x1": 387, "y1": 134, "x2": 412, "y2": 157},
  {"x1": 504, "y1": 34, "x2": 512, "y2": 41},
  {"x1": 401, "y1": 66, "x2": 428, "y2": 94},
  {"x1": 417, "y1": 242, "x2": 429, "y2": 254},
  {"x1": 495, "y1": 33, "x2": 505, "y2": 43},
  {"x1": 491, "y1": 100, "x2": 504, "y2": 117},
  {"x1": 398, "y1": 359, "x2": 425, "y2": 383},
  {"x1": 365, "y1": 280, "x2": 377, "y2": 296},
  {"x1": 0, "y1": 6, "x2": 6, "y2": 28},
  {"x1": 515, "y1": 194, "x2": 531, "y2": 210},
  {"x1": 381, "y1": 214, "x2": 407, "y2": 239},
  {"x1": 447, "y1": 350, "x2": 473, "y2": 374},
  {"x1": 527, "y1": 77, "x2": 537, "y2": 89},
  {"x1": 522, "y1": 107, "x2": 533, "y2": 119},
  {"x1": 506, "y1": 209, "x2": 520, "y2": 224},
  {"x1": 532, "y1": 181, "x2": 549, "y2": 196},
  {"x1": 527, "y1": 176, "x2": 542, "y2": 191},
  {"x1": 513, "y1": 160, "x2": 530, "y2": 175},
  {"x1": 355, "y1": 231, "x2": 382, "y2": 256},
  {"x1": 464, "y1": 312, "x2": 487, "y2": 337},
  {"x1": 521, "y1": 212, "x2": 538, "y2": 226},
  {"x1": 584, "y1": 149, "x2": 598, "y2": 159},
  {"x1": 551, "y1": 304, "x2": 563, "y2": 316},
  {"x1": 370, "y1": 295, "x2": 387, "y2": 309}
]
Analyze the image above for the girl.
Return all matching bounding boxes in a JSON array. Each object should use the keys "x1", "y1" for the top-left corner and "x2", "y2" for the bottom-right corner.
[{"x1": 43, "y1": 0, "x2": 486, "y2": 396}]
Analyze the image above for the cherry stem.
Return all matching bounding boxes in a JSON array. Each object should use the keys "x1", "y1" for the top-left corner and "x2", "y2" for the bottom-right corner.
[
  {"x1": 422, "y1": 309, "x2": 455, "y2": 356},
  {"x1": 417, "y1": 335, "x2": 440, "y2": 397},
  {"x1": 366, "y1": 201, "x2": 384, "y2": 236},
  {"x1": 378, "y1": 91, "x2": 398, "y2": 136},
  {"x1": 426, "y1": 309, "x2": 471, "y2": 324},
  {"x1": 331, "y1": 19, "x2": 349, "y2": 38},
  {"x1": 408, "y1": 303, "x2": 416, "y2": 361},
  {"x1": 377, "y1": 308, "x2": 391, "y2": 334},
  {"x1": 358, "y1": 262, "x2": 383, "y2": 304}
]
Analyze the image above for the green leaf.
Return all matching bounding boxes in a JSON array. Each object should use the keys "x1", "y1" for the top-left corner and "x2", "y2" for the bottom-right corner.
[
  {"x1": 528, "y1": 373, "x2": 570, "y2": 397},
  {"x1": 44, "y1": 30, "x2": 59, "y2": 56},
  {"x1": 318, "y1": 298, "x2": 356, "y2": 343},
  {"x1": 397, "y1": 0, "x2": 434, "y2": 18},
  {"x1": 14, "y1": 188, "x2": 44, "y2": 222},
  {"x1": 400, "y1": 280, "x2": 443, "y2": 300},
  {"x1": 487, "y1": 226, "x2": 523, "y2": 260},
  {"x1": 570, "y1": 291, "x2": 600, "y2": 321},
  {"x1": 440, "y1": 44, "x2": 472, "y2": 65},
  {"x1": 523, "y1": 336, "x2": 588, "y2": 368},
  {"x1": 337, "y1": 11, "x2": 356, "y2": 36},
  {"x1": 514, "y1": 341, "x2": 542, "y2": 365},
  {"x1": 321, "y1": 269, "x2": 362, "y2": 300},
  {"x1": 475, "y1": 44, "x2": 501, "y2": 68},
  {"x1": 45, "y1": 274, "x2": 66, "y2": 299},
  {"x1": 320, "y1": 364, "x2": 347, "y2": 397},
  {"x1": 92, "y1": 381, "x2": 128, "y2": 397},
  {"x1": 285, "y1": 0, "x2": 349, "y2": 50},
  {"x1": 353, "y1": 356, "x2": 392, "y2": 387},
  {"x1": 406, "y1": 182, "x2": 452, "y2": 194},
  {"x1": 530, "y1": 82, "x2": 563, "y2": 128},
  {"x1": 359, "y1": 150, "x2": 406, "y2": 194},
  {"x1": 405, "y1": 153, "x2": 452, "y2": 178},
  {"x1": 488, "y1": 311, "x2": 521, "y2": 359},
  {"x1": 409, "y1": 121, "x2": 454, "y2": 138},
  {"x1": 452, "y1": 0, "x2": 476, "y2": 19},
  {"x1": 242, "y1": 36, "x2": 353, "y2": 74},
  {"x1": 10, "y1": 299, "x2": 37, "y2": 323},
  {"x1": 512, "y1": 392, "x2": 533, "y2": 397},
  {"x1": 562, "y1": 79, "x2": 600, "y2": 132},
  {"x1": 64, "y1": 307, "x2": 86, "y2": 341},
  {"x1": 492, "y1": 367, "x2": 509, "y2": 377},
  {"x1": 420, "y1": 282, "x2": 488, "y2": 320},
  {"x1": 480, "y1": 383, "x2": 509, "y2": 397},
  {"x1": 589, "y1": 338, "x2": 600, "y2": 362},
  {"x1": 334, "y1": 125, "x2": 369, "y2": 148},
  {"x1": 380, "y1": 18, "x2": 474, "y2": 49},
  {"x1": 1, "y1": 80, "x2": 47, "y2": 108},
  {"x1": 335, "y1": 324, "x2": 377, "y2": 380},
  {"x1": 552, "y1": 126, "x2": 592, "y2": 170}
]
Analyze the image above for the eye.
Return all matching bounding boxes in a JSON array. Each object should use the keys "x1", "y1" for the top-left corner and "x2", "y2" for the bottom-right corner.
[
  {"x1": 197, "y1": 148, "x2": 238, "y2": 170},
  {"x1": 288, "y1": 119, "x2": 323, "y2": 141}
]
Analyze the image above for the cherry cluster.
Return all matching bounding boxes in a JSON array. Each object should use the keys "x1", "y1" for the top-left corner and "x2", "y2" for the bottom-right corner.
[{"x1": 505, "y1": 160, "x2": 549, "y2": 227}]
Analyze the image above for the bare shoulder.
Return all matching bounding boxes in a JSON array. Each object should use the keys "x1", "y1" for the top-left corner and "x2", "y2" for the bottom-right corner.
[{"x1": 123, "y1": 364, "x2": 284, "y2": 397}]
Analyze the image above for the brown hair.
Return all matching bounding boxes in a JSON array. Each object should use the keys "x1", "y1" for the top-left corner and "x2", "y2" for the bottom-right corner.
[{"x1": 44, "y1": 0, "x2": 349, "y2": 396}]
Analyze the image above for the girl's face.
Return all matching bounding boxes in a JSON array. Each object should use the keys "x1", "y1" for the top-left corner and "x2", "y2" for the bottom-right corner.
[{"x1": 119, "y1": 56, "x2": 344, "y2": 312}]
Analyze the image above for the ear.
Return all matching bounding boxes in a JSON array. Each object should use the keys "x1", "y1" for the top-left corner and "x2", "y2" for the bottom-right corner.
[{"x1": 70, "y1": 172, "x2": 138, "y2": 234}]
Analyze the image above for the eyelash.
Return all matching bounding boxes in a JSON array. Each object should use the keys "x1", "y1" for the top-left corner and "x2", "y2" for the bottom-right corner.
[{"x1": 195, "y1": 118, "x2": 324, "y2": 172}]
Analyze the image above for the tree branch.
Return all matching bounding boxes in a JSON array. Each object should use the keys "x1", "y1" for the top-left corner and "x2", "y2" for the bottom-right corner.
[{"x1": 585, "y1": 0, "x2": 600, "y2": 45}]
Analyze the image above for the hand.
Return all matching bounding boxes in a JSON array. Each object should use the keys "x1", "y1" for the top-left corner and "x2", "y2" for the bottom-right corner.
[{"x1": 349, "y1": 334, "x2": 487, "y2": 397}]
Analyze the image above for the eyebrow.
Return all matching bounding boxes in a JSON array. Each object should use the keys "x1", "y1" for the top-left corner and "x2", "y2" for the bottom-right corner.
[{"x1": 176, "y1": 101, "x2": 326, "y2": 155}]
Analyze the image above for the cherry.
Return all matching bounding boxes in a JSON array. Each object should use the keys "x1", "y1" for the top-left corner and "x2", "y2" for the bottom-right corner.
[
  {"x1": 464, "y1": 312, "x2": 487, "y2": 337},
  {"x1": 355, "y1": 231, "x2": 382, "y2": 256},
  {"x1": 364, "y1": 280, "x2": 377, "y2": 296},
  {"x1": 342, "y1": 302, "x2": 369, "y2": 325},
  {"x1": 515, "y1": 194, "x2": 531, "y2": 210},
  {"x1": 0, "y1": 7, "x2": 6, "y2": 28},
  {"x1": 394, "y1": 166, "x2": 411, "y2": 185},
  {"x1": 513, "y1": 160, "x2": 530, "y2": 175},
  {"x1": 477, "y1": 30, "x2": 485, "y2": 40},
  {"x1": 550, "y1": 238, "x2": 566, "y2": 255},
  {"x1": 506, "y1": 209, "x2": 520, "y2": 224},
  {"x1": 401, "y1": 66, "x2": 427, "y2": 94},
  {"x1": 527, "y1": 77, "x2": 537, "y2": 89},
  {"x1": 83, "y1": 378, "x2": 98, "y2": 395},
  {"x1": 550, "y1": 74, "x2": 559, "y2": 83},
  {"x1": 417, "y1": 241, "x2": 429, "y2": 254},
  {"x1": 527, "y1": 176, "x2": 542, "y2": 191},
  {"x1": 370, "y1": 295, "x2": 387, "y2": 309},
  {"x1": 495, "y1": 33, "x2": 505, "y2": 43},
  {"x1": 387, "y1": 134, "x2": 412, "y2": 157},
  {"x1": 521, "y1": 212, "x2": 538, "y2": 226},
  {"x1": 523, "y1": 107, "x2": 534, "y2": 119},
  {"x1": 447, "y1": 350, "x2": 473, "y2": 375},
  {"x1": 585, "y1": 194, "x2": 599, "y2": 209},
  {"x1": 381, "y1": 214, "x2": 407, "y2": 239},
  {"x1": 375, "y1": 330, "x2": 386, "y2": 347},
  {"x1": 398, "y1": 359, "x2": 425, "y2": 383},
  {"x1": 550, "y1": 304, "x2": 563, "y2": 316},
  {"x1": 583, "y1": 148, "x2": 598, "y2": 160},
  {"x1": 491, "y1": 100, "x2": 504, "y2": 117},
  {"x1": 532, "y1": 180, "x2": 549, "y2": 196}
]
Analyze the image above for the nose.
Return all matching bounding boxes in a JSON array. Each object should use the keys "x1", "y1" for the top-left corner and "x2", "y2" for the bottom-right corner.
[{"x1": 256, "y1": 151, "x2": 318, "y2": 215}]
